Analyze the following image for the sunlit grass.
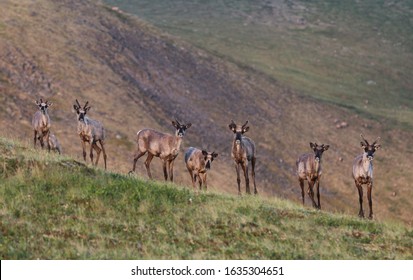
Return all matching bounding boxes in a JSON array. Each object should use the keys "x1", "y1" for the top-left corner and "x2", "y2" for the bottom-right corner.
[{"x1": 0, "y1": 137, "x2": 412, "y2": 259}]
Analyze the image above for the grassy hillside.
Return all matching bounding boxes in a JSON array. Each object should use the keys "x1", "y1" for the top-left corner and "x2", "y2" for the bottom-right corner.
[
  {"x1": 105, "y1": 0, "x2": 413, "y2": 129},
  {"x1": 0, "y1": 137, "x2": 412, "y2": 259},
  {"x1": 1, "y1": 0, "x2": 412, "y2": 225}
]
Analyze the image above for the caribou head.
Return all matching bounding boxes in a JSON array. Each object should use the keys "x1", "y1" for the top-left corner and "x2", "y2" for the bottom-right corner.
[
  {"x1": 360, "y1": 134, "x2": 381, "y2": 161},
  {"x1": 229, "y1": 120, "x2": 249, "y2": 145},
  {"x1": 172, "y1": 119, "x2": 192, "y2": 138},
  {"x1": 35, "y1": 98, "x2": 52, "y2": 114},
  {"x1": 310, "y1": 142, "x2": 330, "y2": 162},
  {"x1": 73, "y1": 99, "x2": 91, "y2": 122}
]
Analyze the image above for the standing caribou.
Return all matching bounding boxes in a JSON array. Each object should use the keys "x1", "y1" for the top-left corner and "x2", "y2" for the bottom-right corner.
[
  {"x1": 73, "y1": 99, "x2": 107, "y2": 170},
  {"x1": 185, "y1": 147, "x2": 218, "y2": 191},
  {"x1": 229, "y1": 120, "x2": 257, "y2": 195},
  {"x1": 130, "y1": 119, "x2": 192, "y2": 182},
  {"x1": 296, "y1": 142, "x2": 329, "y2": 209},
  {"x1": 32, "y1": 99, "x2": 52, "y2": 151},
  {"x1": 352, "y1": 134, "x2": 381, "y2": 219}
]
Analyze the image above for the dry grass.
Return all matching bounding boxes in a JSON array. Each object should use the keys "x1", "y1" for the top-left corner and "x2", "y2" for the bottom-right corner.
[
  {"x1": 0, "y1": 0, "x2": 412, "y2": 225},
  {"x1": 1, "y1": 137, "x2": 412, "y2": 259}
]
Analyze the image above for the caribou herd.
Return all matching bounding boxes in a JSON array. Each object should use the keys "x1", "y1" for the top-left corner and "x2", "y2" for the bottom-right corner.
[{"x1": 31, "y1": 98, "x2": 381, "y2": 219}]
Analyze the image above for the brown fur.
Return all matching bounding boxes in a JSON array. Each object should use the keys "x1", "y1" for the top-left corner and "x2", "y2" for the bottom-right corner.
[
  {"x1": 296, "y1": 142, "x2": 329, "y2": 209},
  {"x1": 32, "y1": 99, "x2": 52, "y2": 151},
  {"x1": 184, "y1": 147, "x2": 218, "y2": 191},
  {"x1": 352, "y1": 135, "x2": 381, "y2": 219},
  {"x1": 48, "y1": 133, "x2": 62, "y2": 154},
  {"x1": 73, "y1": 100, "x2": 107, "y2": 170},
  {"x1": 229, "y1": 120, "x2": 257, "y2": 195},
  {"x1": 130, "y1": 119, "x2": 191, "y2": 181}
]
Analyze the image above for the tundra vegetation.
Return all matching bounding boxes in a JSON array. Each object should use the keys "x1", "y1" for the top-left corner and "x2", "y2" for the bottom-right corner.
[
  {"x1": 1, "y1": 137, "x2": 411, "y2": 259},
  {"x1": 94, "y1": 0, "x2": 413, "y2": 224},
  {"x1": 110, "y1": 0, "x2": 413, "y2": 130},
  {"x1": 1, "y1": 0, "x2": 413, "y2": 227}
]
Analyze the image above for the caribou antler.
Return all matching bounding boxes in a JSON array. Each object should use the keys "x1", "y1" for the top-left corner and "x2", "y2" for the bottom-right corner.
[
  {"x1": 242, "y1": 120, "x2": 249, "y2": 129},
  {"x1": 360, "y1": 134, "x2": 369, "y2": 145},
  {"x1": 174, "y1": 118, "x2": 182, "y2": 126},
  {"x1": 372, "y1": 136, "x2": 381, "y2": 145}
]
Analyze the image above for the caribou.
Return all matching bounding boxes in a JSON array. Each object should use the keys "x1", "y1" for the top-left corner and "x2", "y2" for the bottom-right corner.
[
  {"x1": 184, "y1": 147, "x2": 218, "y2": 191},
  {"x1": 73, "y1": 99, "x2": 107, "y2": 169},
  {"x1": 32, "y1": 99, "x2": 52, "y2": 151},
  {"x1": 352, "y1": 134, "x2": 381, "y2": 219},
  {"x1": 296, "y1": 142, "x2": 329, "y2": 209},
  {"x1": 229, "y1": 120, "x2": 257, "y2": 195},
  {"x1": 130, "y1": 119, "x2": 192, "y2": 181},
  {"x1": 48, "y1": 133, "x2": 62, "y2": 155}
]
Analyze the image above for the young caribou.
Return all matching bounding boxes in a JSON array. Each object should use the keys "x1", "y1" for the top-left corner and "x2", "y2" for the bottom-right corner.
[
  {"x1": 352, "y1": 134, "x2": 381, "y2": 219},
  {"x1": 184, "y1": 147, "x2": 218, "y2": 191},
  {"x1": 229, "y1": 120, "x2": 257, "y2": 195},
  {"x1": 296, "y1": 142, "x2": 329, "y2": 209},
  {"x1": 48, "y1": 133, "x2": 62, "y2": 155},
  {"x1": 73, "y1": 100, "x2": 107, "y2": 169},
  {"x1": 130, "y1": 119, "x2": 192, "y2": 181},
  {"x1": 32, "y1": 99, "x2": 52, "y2": 151}
]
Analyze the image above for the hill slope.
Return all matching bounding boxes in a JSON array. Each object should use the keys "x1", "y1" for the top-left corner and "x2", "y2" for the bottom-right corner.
[
  {"x1": 106, "y1": 0, "x2": 413, "y2": 129},
  {"x1": 0, "y1": 0, "x2": 412, "y2": 224},
  {"x1": 0, "y1": 137, "x2": 412, "y2": 259}
]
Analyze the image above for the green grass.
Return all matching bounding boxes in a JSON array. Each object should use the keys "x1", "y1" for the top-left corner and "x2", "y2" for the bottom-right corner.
[
  {"x1": 0, "y1": 137, "x2": 412, "y2": 259},
  {"x1": 104, "y1": 0, "x2": 413, "y2": 130}
]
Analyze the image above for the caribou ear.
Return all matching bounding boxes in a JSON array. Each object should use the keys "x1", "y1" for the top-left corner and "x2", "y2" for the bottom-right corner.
[
  {"x1": 242, "y1": 126, "x2": 250, "y2": 133},
  {"x1": 360, "y1": 134, "x2": 369, "y2": 145},
  {"x1": 202, "y1": 150, "x2": 208, "y2": 156},
  {"x1": 47, "y1": 102, "x2": 53, "y2": 107},
  {"x1": 73, "y1": 104, "x2": 79, "y2": 111},
  {"x1": 374, "y1": 144, "x2": 381, "y2": 150},
  {"x1": 229, "y1": 120, "x2": 236, "y2": 131},
  {"x1": 324, "y1": 144, "x2": 330, "y2": 151},
  {"x1": 310, "y1": 142, "x2": 316, "y2": 150},
  {"x1": 85, "y1": 106, "x2": 91, "y2": 112},
  {"x1": 172, "y1": 120, "x2": 178, "y2": 128},
  {"x1": 186, "y1": 123, "x2": 192, "y2": 129},
  {"x1": 212, "y1": 152, "x2": 218, "y2": 158},
  {"x1": 360, "y1": 141, "x2": 367, "y2": 148}
]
